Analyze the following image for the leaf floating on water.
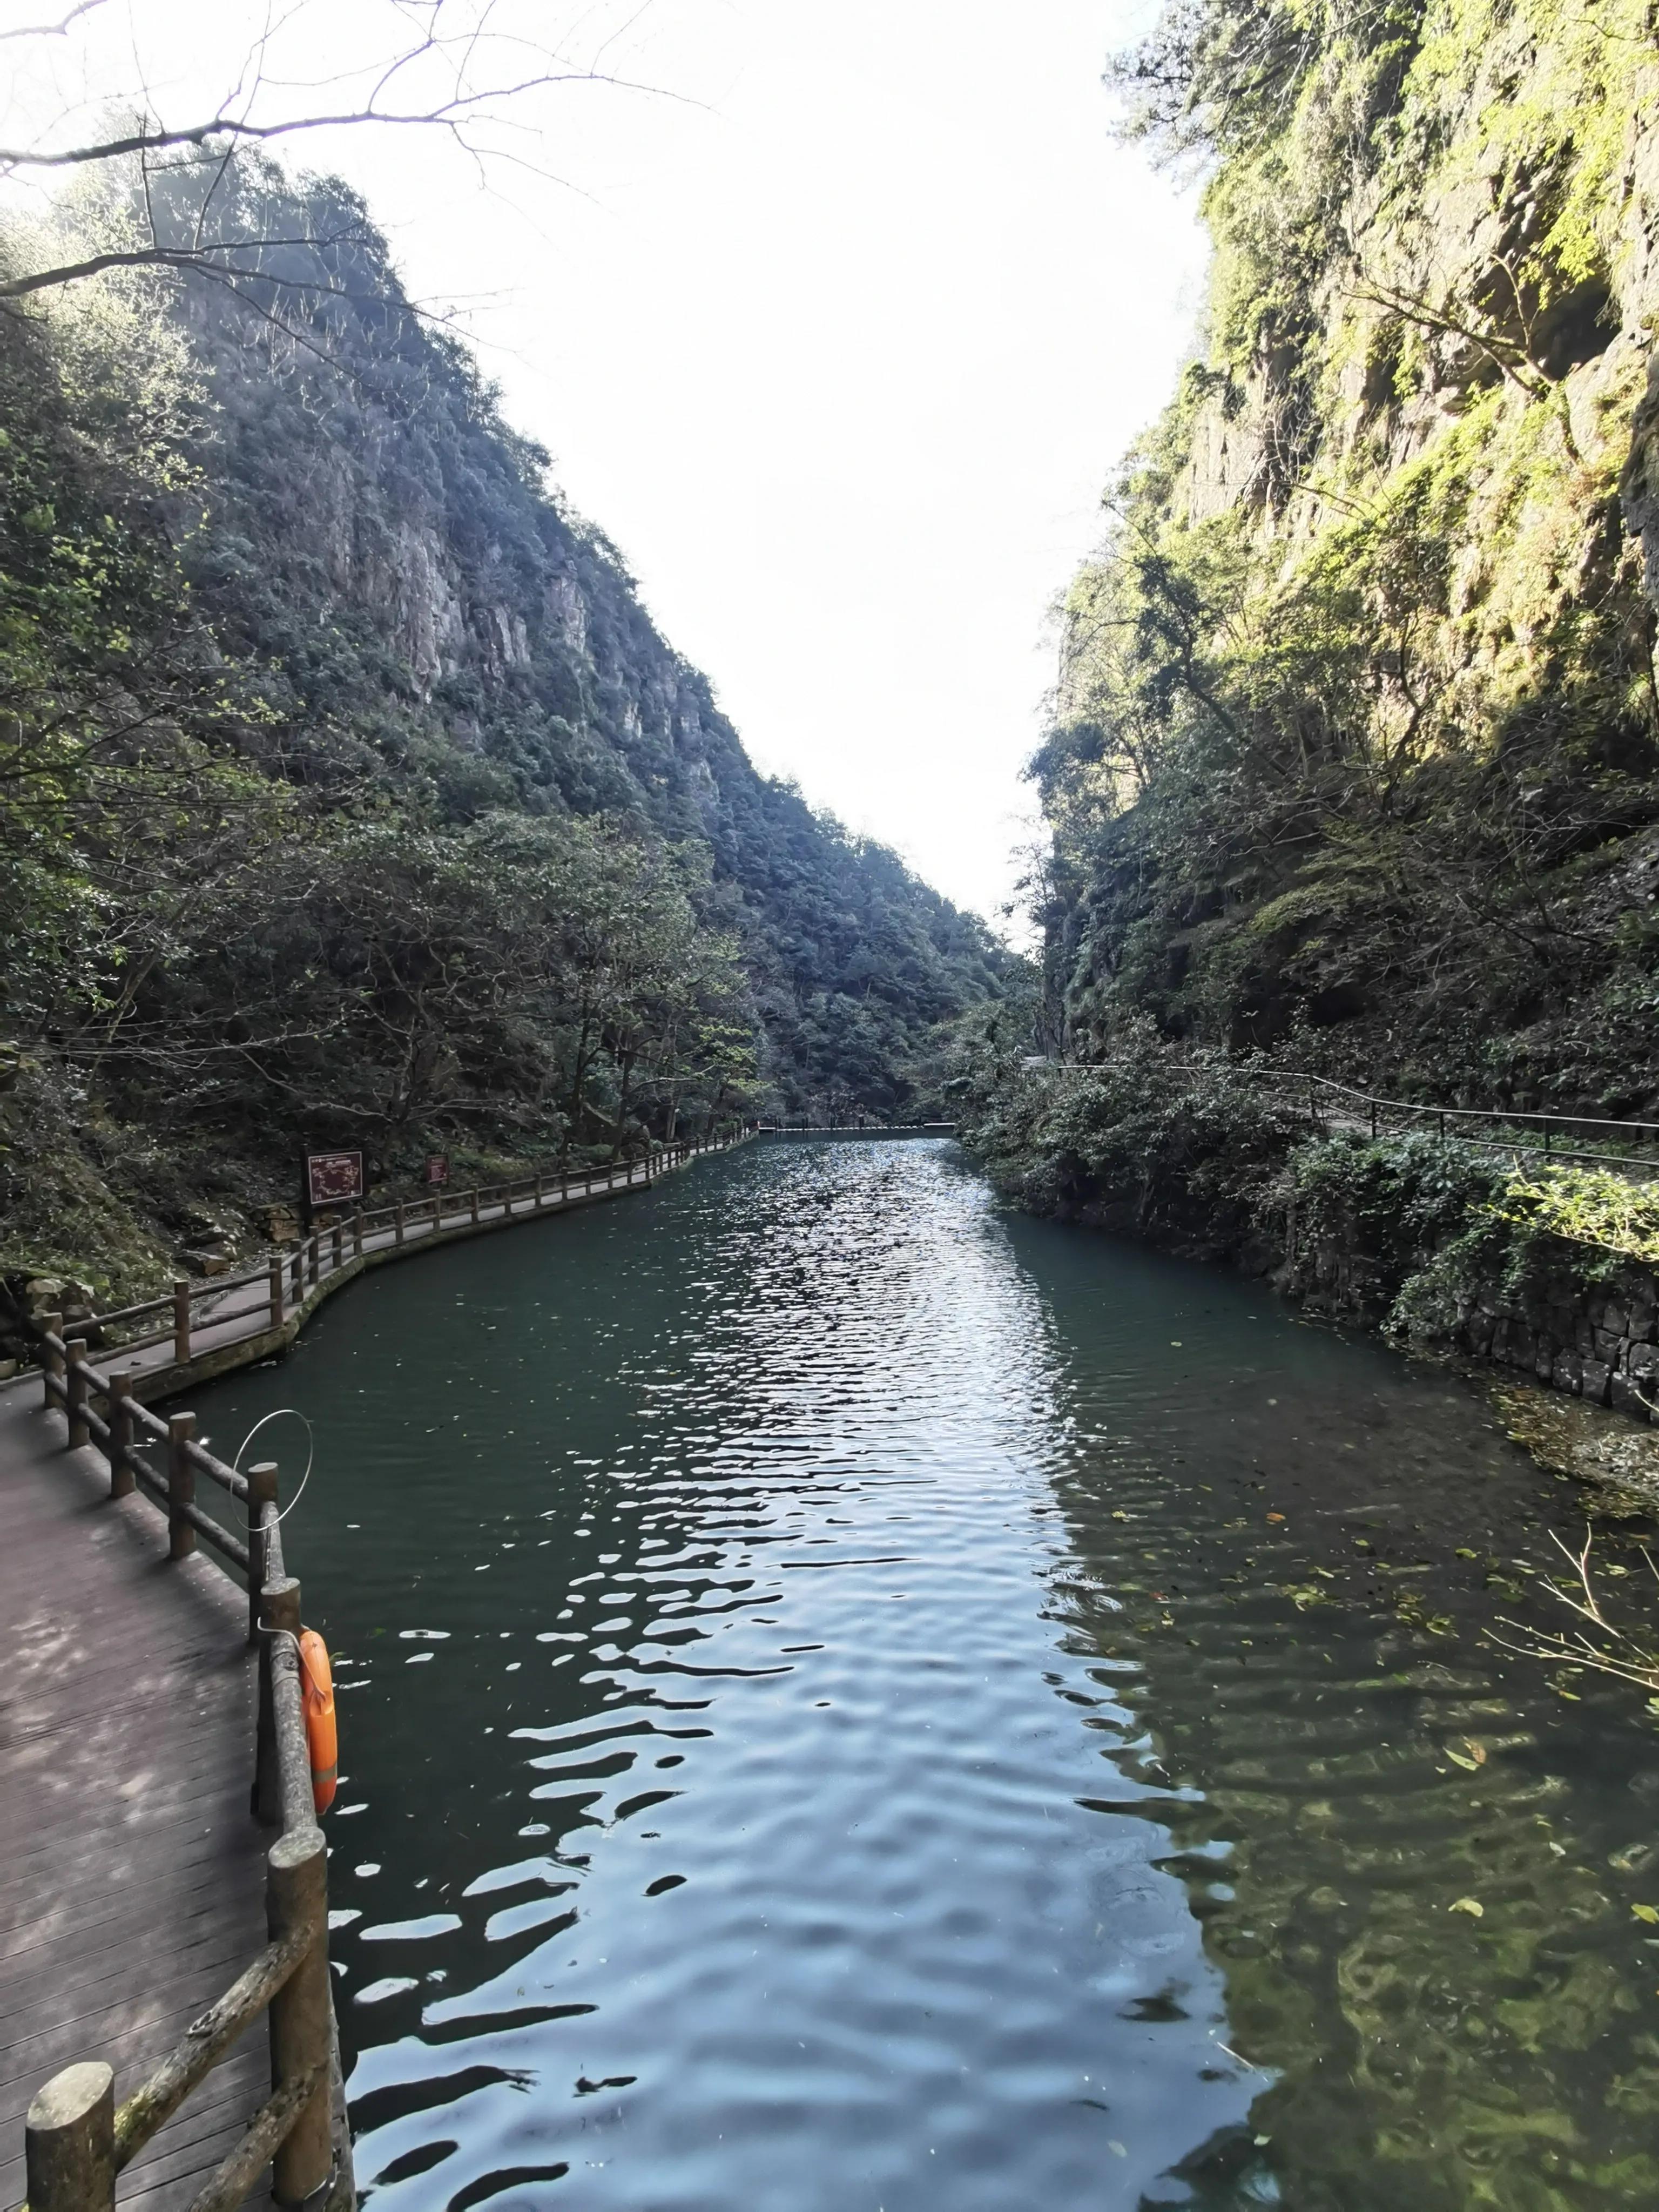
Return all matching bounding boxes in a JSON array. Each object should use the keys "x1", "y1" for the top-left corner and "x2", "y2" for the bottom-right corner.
[
  {"x1": 1449, "y1": 1897, "x2": 1484, "y2": 1918},
  {"x1": 1445, "y1": 1739, "x2": 1487, "y2": 1771},
  {"x1": 1631, "y1": 1903, "x2": 1659, "y2": 1924},
  {"x1": 1267, "y1": 1512, "x2": 1285, "y2": 1523},
  {"x1": 1446, "y1": 1749, "x2": 1480, "y2": 1771}
]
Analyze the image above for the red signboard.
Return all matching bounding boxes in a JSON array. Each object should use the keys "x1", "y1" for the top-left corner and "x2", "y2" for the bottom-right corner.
[
  {"x1": 306, "y1": 1150, "x2": 363, "y2": 1208},
  {"x1": 424, "y1": 1154, "x2": 450, "y2": 1187}
]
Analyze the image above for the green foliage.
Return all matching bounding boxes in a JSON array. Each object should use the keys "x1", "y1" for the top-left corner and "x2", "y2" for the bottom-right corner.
[
  {"x1": 956, "y1": 1016, "x2": 1307, "y2": 1252},
  {"x1": 0, "y1": 154, "x2": 1010, "y2": 1290},
  {"x1": 1498, "y1": 1166, "x2": 1659, "y2": 1271},
  {"x1": 1028, "y1": 0, "x2": 1659, "y2": 1121}
]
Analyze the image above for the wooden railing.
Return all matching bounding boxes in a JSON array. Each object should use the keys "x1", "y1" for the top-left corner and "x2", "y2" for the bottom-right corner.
[
  {"x1": 78, "y1": 1129, "x2": 753, "y2": 1367},
  {"x1": 25, "y1": 1329, "x2": 350, "y2": 2211},
  {"x1": 16, "y1": 1125, "x2": 756, "y2": 2206}
]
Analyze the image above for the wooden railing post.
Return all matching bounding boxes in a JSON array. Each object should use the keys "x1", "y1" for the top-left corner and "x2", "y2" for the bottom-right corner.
[
  {"x1": 247, "y1": 1462, "x2": 277, "y2": 1651},
  {"x1": 41, "y1": 1311, "x2": 64, "y2": 1408},
  {"x1": 25, "y1": 2060, "x2": 115, "y2": 2212},
  {"x1": 290, "y1": 1245, "x2": 302, "y2": 1304},
  {"x1": 66, "y1": 1341, "x2": 90, "y2": 1449},
  {"x1": 535, "y1": 1170, "x2": 544, "y2": 1208},
  {"x1": 173, "y1": 1279, "x2": 191, "y2": 1366},
  {"x1": 352, "y1": 1209, "x2": 364, "y2": 1258},
  {"x1": 108, "y1": 1372, "x2": 134, "y2": 1499},
  {"x1": 266, "y1": 1828, "x2": 333, "y2": 2206},
  {"x1": 269, "y1": 1257, "x2": 285, "y2": 1332},
  {"x1": 331, "y1": 1222, "x2": 342, "y2": 1272},
  {"x1": 470, "y1": 1185, "x2": 480, "y2": 1225},
  {"x1": 395, "y1": 1202, "x2": 406, "y2": 1248},
  {"x1": 306, "y1": 1235, "x2": 319, "y2": 1290},
  {"x1": 167, "y1": 1413, "x2": 197, "y2": 1560},
  {"x1": 254, "y1": 1572, "x2": 298, "y2": 1826}
]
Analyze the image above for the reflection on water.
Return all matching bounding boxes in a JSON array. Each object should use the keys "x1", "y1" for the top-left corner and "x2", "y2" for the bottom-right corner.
[{"x1": 185, "y1": 1141, "x2": 1659, "y2": 2209}]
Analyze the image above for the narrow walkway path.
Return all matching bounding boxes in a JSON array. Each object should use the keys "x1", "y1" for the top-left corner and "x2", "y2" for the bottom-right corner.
[
  {"x1": 0, "y1": 1380, "x2": 272, "y2": 2210},
  {"x1": 109, "y1": 1159, "x2": 698, "y2": 1396},
  {"x1": 0, "y1": 1152, "x2": 734, "y2": 2207}
]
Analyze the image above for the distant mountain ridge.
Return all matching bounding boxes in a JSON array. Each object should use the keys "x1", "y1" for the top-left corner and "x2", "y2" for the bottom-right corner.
[{"x1": 0, "y1": 155, "x2": 1008, "y2": 1293}]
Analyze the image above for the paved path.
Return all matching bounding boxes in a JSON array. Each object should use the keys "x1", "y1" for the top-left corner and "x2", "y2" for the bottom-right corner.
[{"x1": 0, "y1": 1378, "x2": 271, "y2": 2210}]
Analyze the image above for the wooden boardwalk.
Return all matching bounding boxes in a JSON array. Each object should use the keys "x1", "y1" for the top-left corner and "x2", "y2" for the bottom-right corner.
[
  {"x1": 0, "y1": 1378, "x2": 272, "y2": 2210},
  {"x1": 0, "y1": 1138, "x2": 752, "y2": 2208}
]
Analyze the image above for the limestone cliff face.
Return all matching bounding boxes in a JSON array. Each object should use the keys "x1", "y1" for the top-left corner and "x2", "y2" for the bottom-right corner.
[
  {"x1": 1034, "y1": 0, "x2": 1659, "y2": 1113},
  {"x1": 153, "y1": 197, "x2": 1006, "y2": 1121},
  {"x1": 183, "y1": 292, "x2": 745, "y2": 845}
]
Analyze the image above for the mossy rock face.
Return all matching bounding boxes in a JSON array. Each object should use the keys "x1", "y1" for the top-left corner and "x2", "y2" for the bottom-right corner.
[{"x1": 1021, "y1": 0, "x2": 1659, "y2": 1124}]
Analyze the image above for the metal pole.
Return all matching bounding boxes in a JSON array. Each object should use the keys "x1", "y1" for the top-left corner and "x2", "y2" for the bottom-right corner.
[{"x1": 247, "y1": 1462, "x2": 277, "y2": 1651}]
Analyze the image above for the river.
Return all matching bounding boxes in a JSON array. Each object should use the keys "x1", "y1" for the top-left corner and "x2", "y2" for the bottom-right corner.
[{"x1": 183, "y1": 1137, "x2": 1659, "y2": 2210}]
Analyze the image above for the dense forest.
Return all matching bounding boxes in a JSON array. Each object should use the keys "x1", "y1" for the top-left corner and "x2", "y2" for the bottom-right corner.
[
  {"x1": 957, "y1": 0, "x2": 1659, "y2": 1304},
  {"x1": 0, "y1": 156, "x2": 1008, "y2": 1294}
]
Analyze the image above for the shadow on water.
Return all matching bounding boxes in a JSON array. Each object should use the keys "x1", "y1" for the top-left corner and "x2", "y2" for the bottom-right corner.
[{"x1": 183, "y1": 1140, "x2": 1659, "y2": 2210}]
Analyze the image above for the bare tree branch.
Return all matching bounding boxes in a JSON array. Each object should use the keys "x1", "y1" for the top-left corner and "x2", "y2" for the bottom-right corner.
[{"x1": 0, "y1": 0, "x2": 106, "y2": 41}]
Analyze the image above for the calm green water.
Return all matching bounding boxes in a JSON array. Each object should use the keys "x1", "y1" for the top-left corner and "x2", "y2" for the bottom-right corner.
[{"x1": 185, "y1": 1139, "x2": 1659, "y2": 2211}]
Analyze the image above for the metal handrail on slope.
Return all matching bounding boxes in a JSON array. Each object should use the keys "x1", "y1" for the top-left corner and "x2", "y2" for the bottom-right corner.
[{"x1": 1038, "y1": 1061, "x2": 1659, "y2": 1178}]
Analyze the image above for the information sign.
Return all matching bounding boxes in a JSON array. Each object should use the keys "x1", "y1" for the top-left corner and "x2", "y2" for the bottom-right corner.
[{"x1": 305, "y1": 1150, "x2": 363, "y2": 1208}]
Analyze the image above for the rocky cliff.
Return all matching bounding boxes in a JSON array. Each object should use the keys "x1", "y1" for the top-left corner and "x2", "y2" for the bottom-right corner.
[
  {"x1": 0, "y1": 157, "x2": 1007, "y2": 1296},
  {"x1": 1035, "y1": 0, "x2": 1659, "y2": 1112}
]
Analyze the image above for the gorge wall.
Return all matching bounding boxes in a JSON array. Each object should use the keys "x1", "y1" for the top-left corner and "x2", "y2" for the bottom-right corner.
[
  {"x1": 0, "y1": 157, "x2": 1007, "y2": 1297},
  {"x1": 955, "y1": 0, "x2": 1659, "y2": 1425},
  {"x1": 1027, "y1": 0, "x2": 1659, "y2": 1111}
]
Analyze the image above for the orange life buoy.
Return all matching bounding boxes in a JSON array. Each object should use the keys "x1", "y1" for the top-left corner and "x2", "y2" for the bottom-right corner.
[{"x1": 298, "y1": 1628, "x2": 338, "y2": 1815}]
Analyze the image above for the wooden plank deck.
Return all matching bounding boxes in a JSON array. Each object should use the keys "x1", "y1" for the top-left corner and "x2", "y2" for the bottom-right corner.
[{"x1": 0, "y1": 1378, "x2": 272, "y2": 2211}]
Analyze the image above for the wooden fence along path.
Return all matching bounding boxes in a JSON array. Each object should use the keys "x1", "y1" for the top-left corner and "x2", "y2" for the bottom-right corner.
[
  {"x1": 2, "y1": 1130, "x2": 751, "y2": 2210},
  {"x1": 80, "y1": 1135, "x2": 750, "y2": 1395}
]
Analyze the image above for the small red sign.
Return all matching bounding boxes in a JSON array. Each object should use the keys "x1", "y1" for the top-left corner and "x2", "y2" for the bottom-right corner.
[
  {"x1": 424, "y1": 1154, "x2": 450, "y2": 1187},
  {"x1": 306, "y1": 1150, "x2": 363, "y2": 1208}
]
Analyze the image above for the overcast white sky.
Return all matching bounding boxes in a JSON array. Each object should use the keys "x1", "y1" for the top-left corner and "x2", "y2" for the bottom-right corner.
[{"x1": 3, "y1": 1, "x2": 1206, "y2": 925}]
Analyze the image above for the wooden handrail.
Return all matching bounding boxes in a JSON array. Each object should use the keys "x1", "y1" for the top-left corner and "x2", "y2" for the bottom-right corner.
[
  {"x1": 75, "y1": 1129, "x2": 758, "y2": 1356},
  {"x1": 22, "y1": 1338, "x2": 352, "y2": 2212},
  {"x1": 21, "y1": 1125, "x2": 761, "y2": 2203}
]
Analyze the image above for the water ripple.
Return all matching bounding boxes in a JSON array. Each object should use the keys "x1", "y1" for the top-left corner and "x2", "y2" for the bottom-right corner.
[{"x1": 184, "y1": 1139, "x2": 1659, "y2": 2211}]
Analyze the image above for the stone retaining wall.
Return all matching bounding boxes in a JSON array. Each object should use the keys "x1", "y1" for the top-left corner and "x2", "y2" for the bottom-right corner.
[{"x1": 1459, "y1": 1280, "x2": 1659, "y2": 1421}]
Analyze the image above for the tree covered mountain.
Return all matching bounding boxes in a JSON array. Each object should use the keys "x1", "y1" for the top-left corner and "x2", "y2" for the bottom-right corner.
[
  {"x1": 0, "y1": 156, "x2": 1008, "y2": 1291},
  {"x1": 1017, "y1": 0, "x2": 1659, "y2": 1117}
]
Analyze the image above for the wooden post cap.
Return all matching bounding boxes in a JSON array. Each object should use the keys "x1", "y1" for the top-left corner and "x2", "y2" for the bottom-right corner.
[
  {"x1": 28, "y1": 2059, "x2": 113, "y2": 2133},
  {"x1": 26, "y1": 2061, "x2": 115, "y2": 2210}
]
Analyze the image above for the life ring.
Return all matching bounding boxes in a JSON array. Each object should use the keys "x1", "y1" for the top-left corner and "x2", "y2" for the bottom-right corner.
[{"x1": 298, "y1": 1629, "x2": 338, "y2": 1815}]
